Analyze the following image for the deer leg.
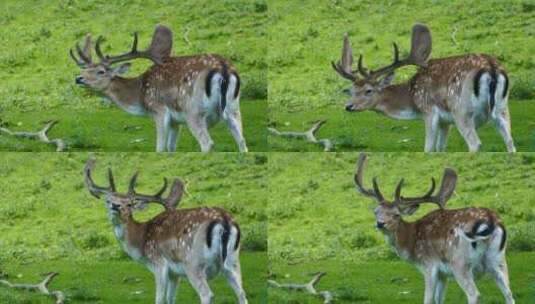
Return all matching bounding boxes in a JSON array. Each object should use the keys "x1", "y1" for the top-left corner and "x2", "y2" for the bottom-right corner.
[
  {"x1": 166, "y1": 123, "x2": 181, "y2": 152},
  {"x1": 423, "y1": 267, "x2": 438, "y2": 304},
  {"x1": 154, "y1": 113, "x2": 170, "y2": 152},
  {"x1": 224, "y1": 110, "x2": 248, "y2": 152},
  {"x1": 453, "y1": 115, "x2": 481, "y2": 152},
  {"x1": 435, "y1": 123, "x2": 451, "y2": 152},
  {"x1": 434, "y1": 273, "x2": 448, "y2": 304},
  {"x1": 424, "y1": 114, "x2": 439, "y2": 152},
  {"x1": 186, "y1": 116, "x2": 214, "y2": 152},
  {"x1": 223, "y1": 260, "x2": 248, "y2": 304},
  {"x1": 493, "y1": 108, "x2": 516, "y2": 152},
  {"x1": 452, "y1": 266, "x2": 480, "y2": 304},
  {"x1": 154, "y1": 267, "x2": 169, "y2": 304},
  {"x1": 165, "y1": 273, "x2": 180, "y2": 304},
  {"x1": 185, "y1": 267, "x2": 213, "y2": 304},
  {"x1": 489, "y1": 259, "x2": 515, "y2": 304}
]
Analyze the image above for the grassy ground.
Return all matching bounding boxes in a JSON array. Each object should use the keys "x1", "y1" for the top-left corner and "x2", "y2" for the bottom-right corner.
[
  {"x1": 0, "y1": 153, "x2": 267, "y2": 303},
  {"x1": 1, "y1": 253, "x2": 267, "y2": 304},
  {"x1": 0, "y1": 0, "x2": 267, "y2": 152},
  {"x1": 268, "y1": 0, "x2": 535, "y2": 152},
  {"x1": 269, "y1": 252, "x2": 535, "y2": 303},
  {"x1": 268, "y1": 152, "x2": 535, "y2": 303},
  {"x1": 0, "y1": 100, "x2": 267, "y2": 152},
  {"x1": 268, "y1": 100, "x2": 535, "y2": 152}
]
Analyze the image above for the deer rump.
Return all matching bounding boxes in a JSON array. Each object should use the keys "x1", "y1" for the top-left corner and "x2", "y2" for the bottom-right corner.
[
  {"x1": 462, "y1": 218, "x2": 507, "y2": 251},
  {"x1": 205, "y1": 63, "x2": 241, "y2": 111},
  {"x1": 206, "y1": 219, "x2": 241, "y2": 262},
  {"x1": 473, "y1": 66, "x2": 509, "y2": 114}
]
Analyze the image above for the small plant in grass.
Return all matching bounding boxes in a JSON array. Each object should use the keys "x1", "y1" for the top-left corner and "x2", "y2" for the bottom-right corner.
[{"x1": 242, "y1": 222, "x2": 267, "y2": 251}]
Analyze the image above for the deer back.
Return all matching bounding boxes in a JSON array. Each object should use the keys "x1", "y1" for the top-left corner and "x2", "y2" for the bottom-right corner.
[{"x1": 140, "y1": 54, "x2": 238, "y2": 113}]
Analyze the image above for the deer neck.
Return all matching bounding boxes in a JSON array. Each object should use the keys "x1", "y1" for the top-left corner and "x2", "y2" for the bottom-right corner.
[
  {"x1": 104, "y1": 77, "x2": 147, "y2": 116},
  {"x1": 373, "y1": 83, "x2": 421, "y2": 120},
  {"x1": 109, "y1": 213, "x2": 147, "y2": 262},
  {"x1": 386, "y1": 219, "x2": 417, "y2": 262}
]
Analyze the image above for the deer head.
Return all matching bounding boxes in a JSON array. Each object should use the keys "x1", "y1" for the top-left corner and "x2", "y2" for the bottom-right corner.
[
  {"x1": 70, "y1": 25, "x2": 173, "y2": 90},
  {"x1": 354, "y1": 153, "x2": 456, "y2": 232},
  {"x1": 84, "y1": 158, "x2": 183, "y2": 221},
  {"x1": 332, "y1": 24, "x2": 432, "y2": 112}
]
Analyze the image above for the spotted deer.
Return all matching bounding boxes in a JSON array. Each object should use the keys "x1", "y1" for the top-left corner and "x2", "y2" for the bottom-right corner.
[
  {"x1": 84, "y1": 159, "x2": 248, "y2": 304},
  {"x1": 71, "y1": 25, "x2": 247, "y2": 152},
  {"x1": 353, "y1": 153, "x2": 514, "y2": 304},
  {"x1": 332, "y1": 24, "x2": 515, "y2": 152}
]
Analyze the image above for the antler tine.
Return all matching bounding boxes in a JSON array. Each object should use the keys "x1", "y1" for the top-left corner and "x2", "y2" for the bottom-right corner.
[
  {"x1": 128, "y1": 171, "x2": 139, "y2": 195},
  {"x1": 69, "y1": 48, "x2": 86, "y2": 67},
  {"x1": 107, "y1": 168, "x2": 117, "y2": 192},
  {"x1": 354, "y1": 153, "x2": 385, "y2": 203},
  {"x1": 130, "y1": 176, "x2": 169, "y2": 207},
  {"x1": 84, "y1": 159, "x2": 113, "y2": 198},
  {"x1": 357, "y1": 54, "x2": 370, "y2": 78},
  {"x1": 96, "y1": 31, "x2": 162, "y2": 66},
  {"x1": 331, "y1": 33, "x2": 357, "y2": 81},
  {"x1": 366, "y1": 24, "x2": 432, "y2": 80},
  {"x1": 82, "y1": 34, "x2": 92, "y2": 62},
  {"x1": 394, "y1": 178, "x2": 404, "y2": 201},
  {"x1": 395, "y1": 177, "x2": 442, "y2": 207},
  {"x1": 95, "y1": 35, "x2": 106, "y2": 61},
  {"x1": 75, "y1": 42, "x2": 92, "y2": 65}
]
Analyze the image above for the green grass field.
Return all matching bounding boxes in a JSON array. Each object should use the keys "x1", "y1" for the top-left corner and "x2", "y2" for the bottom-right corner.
[
  {"x1": 0, "y1": 0, "x2": 267, "y2": 152},
  {"x1": 268, "y1": 0, "x2": 535, "y2": 152},
  {"x1": 268, "y1": 153, "x2": 535, "y2": 303},
  {"x1": 0, "y1": 100, "x2": 267, "y2": 152},
  {"x1": 0, "y1": 153, "x2": 268, "y2": 303}
]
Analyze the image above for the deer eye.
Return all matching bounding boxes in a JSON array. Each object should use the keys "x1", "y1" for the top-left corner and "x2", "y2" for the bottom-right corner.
[
  {"x1": 365, "y1": 89, "x2": 373, "y2": 96},
  {"x1": 97, "y1": 70, "x2": 106, "y2": 75}
]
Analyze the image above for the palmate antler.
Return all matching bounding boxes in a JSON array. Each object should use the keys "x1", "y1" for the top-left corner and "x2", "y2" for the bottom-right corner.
[
  {"x1": 70, "y1": 25, "x2": 173, "y2": 67},
  {"x1": 332, "y1": 24, "x2": 433, "y2": 82},
  {"x1": 84, "y1": 158, "x2": 184, "y2": 210},
  {"x1": 95, "y1": 25, "x2": 172, "y2": 66},
  {"x1": 354, "y1": 153, "x2": 457, "y2": 209}
]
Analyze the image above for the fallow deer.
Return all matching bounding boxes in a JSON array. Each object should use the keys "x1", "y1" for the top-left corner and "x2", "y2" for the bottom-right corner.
[
  {"x1": 332, "y1": 24, "x2": 515, "y2": 152},
  {"x1": 84, "y1": 159, "x2": 248, "y2": 304},
  {"x1": 353, "y1": 153, "x2": 514, "y2": 304},
  {"x1": 71, "y1": 25, "x2": 248, "y2": 152}
]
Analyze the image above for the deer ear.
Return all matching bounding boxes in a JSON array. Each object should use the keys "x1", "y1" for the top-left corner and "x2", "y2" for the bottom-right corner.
[
  {"x1": 379, "y1": 72, "x2": 395, "y2": 88},
  {"x1": 113, "y1": 63, "x2": 131, "y2": 75},
  {"x1": 398, "y1": 203, "x2": 420, "y2": 216}
]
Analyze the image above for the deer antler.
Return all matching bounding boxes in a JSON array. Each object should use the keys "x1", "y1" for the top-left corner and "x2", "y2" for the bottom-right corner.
[
  {"x1": 394, "y1": 168, "x2": 457, "y2": 209},
  {"x1": 70, "y1": 34, "x2": 94, "y2": 67},
  {"x1": 128, "y1": 173, "x2": 184, "y2": 210},
  {"x1": 354, "y1": 153, "x2": 386, "y2": 203},
  {"x1": 95, "y1": 25, "x2": 172, "y2": 66},
  {"x1": 84, "y1": 158, "x2": 116, "y2": 198},
  {"x1": 358, "y1": 24, "x2": 432, "y2": 80},
  {"x1": 331, "y1": 33, "x2": 357, "y2": 81}
]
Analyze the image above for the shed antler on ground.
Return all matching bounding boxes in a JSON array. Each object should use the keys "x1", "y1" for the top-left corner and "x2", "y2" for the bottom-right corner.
[
  {"x1": 0, "y1": 120, "x2": 66, "y2": 151},
  {"x1": 268, "y1": 272, "x2": 334, "y2": 304},
  {"x1": 0, "y1": 272, "x2": 65, "y2": 304},
  {"x1": 268, "y1": 119, "x2": 333, "y2": 151}
]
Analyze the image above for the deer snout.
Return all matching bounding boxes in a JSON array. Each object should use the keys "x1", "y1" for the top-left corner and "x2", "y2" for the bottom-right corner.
[
  {"x1": 345, "y1": 103, "x2": 357, "y2": 112},
  {"x1": 75, "y1": 76, "x2": 85, "y2": 85},
  {"x1": 376, "y1": 221, "x2": 385, "y2": 229}
]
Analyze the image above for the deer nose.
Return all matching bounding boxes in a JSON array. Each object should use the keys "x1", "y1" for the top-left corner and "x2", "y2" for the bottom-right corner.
[
  {"x1": 345, "y1": 104, "x2": 355, "y2": 112},
  {"x1": 75, "y1": 76, "x2": 85, "y2": 84},
  {"x1": 376, "y1": 222, "x2": 385, "y2": 229}
]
